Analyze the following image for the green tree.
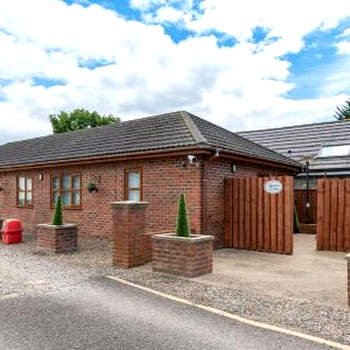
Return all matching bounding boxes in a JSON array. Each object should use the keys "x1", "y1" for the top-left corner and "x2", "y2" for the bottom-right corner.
[
  {"x1": 176, "y1": 193, "x2": 191, "y2": 237},
  {"x1": 334, "y1": 100, "x2": 350, "y2": 120},
  {"x1": 49, "y1": 109, "x2": 119, "y2": 133},
  {"x1": 52, "y1": 196, "x2": 63, "y2": 226}
]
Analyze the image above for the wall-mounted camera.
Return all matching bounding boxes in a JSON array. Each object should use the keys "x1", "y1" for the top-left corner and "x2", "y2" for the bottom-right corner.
[
  {"x1": 182, "y1": 155, "x2": 199, "y2": 167},
  {"x1": 187, "y1": 155, "x2": 197, "y2": 164}
]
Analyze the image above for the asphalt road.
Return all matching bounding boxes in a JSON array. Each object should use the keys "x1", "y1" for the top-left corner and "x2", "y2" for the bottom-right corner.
[{"x1": 0, "y1": 277, "x2": 331, "y2": 350}]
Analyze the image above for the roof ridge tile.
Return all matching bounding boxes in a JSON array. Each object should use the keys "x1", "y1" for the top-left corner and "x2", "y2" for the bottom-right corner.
[{"x1": 180, "y1": 111, "x2": 207, "y2": 145}]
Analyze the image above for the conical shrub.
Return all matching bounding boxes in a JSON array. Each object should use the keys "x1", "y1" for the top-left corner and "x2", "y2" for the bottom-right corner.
[
  {"x1": 52, "y1": 196, "x2": 63, "y2": 226},
  {"x1": 294, "y1": 203, "x2": 300, "y2": 233},
  {"x1": 176, "y1": 193, "x2": 190, "y2": 237}
]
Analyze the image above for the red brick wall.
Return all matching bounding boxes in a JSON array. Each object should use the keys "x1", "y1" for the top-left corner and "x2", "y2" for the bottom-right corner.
[
  {"x1": 204, "y1": 159, "x2": 289, "y2": 247},
  {"x1": 0, "y1": 156, "x2": 293, "y2": 244},
  {"x1": 0, "y1": 157, "x2": 202, "y2": 238}
]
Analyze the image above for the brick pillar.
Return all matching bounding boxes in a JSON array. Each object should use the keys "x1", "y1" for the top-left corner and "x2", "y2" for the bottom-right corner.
[
  {"x1": 346, "y1": 254, "x2": 350, "y2": 307},
  {"x1": 111, "y1": 201, "x2": 149, "y2": 268}
]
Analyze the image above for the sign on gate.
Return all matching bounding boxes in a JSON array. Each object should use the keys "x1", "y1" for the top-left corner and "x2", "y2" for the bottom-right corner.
[{"x1": 264, "y1": 180, "x2": 283, "y2": 194}]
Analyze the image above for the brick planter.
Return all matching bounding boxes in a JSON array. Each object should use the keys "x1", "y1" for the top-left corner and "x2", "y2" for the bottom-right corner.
[
  {"x1": 346, "y1": 254, "x2": 350, "y2": 307},
  {"x1": 152, "y1": 234, "x2": 214, "y2": 277},
  {"x1": 36, "y1": 224, "x2": 78, "y2": 254}
]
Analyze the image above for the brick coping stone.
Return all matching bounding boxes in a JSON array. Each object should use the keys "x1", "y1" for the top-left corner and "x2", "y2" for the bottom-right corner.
[
  {"x1": 152, "y1": 233, "x2": 214, "y2": 243},
  {"x1": 36, "y1": 223, "x2": 78, "y2": 229},
  {"x1": 111, "y1": 201, "x2": 149, "y2": 209}
]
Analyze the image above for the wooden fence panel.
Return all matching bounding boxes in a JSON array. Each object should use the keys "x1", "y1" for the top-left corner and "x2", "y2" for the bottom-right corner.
[
  {"x1": 224, "y1": 175, "x2": 294, "y2": 254},
  {"x1": 317, "y1": 178, "x2": 350, "y2": 252},
  {"x1": 294, "y1": 189, "x2": 317, "y2": 224},
  {"x1": 257, "y1": 177, "x2": 264, "y2": 251},
  {"x1": 345, "y1": 180, "x2": 350, "y2": 250},
  {"x1": 283, "y1": 176, "x2": 293, "y2": 254},
  {"x1": 251, "y1": 177, "x2": 258, "y2": 251}
]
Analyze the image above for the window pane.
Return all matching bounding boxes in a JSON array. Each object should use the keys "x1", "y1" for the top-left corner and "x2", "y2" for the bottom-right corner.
[
  {"x1": 72, "y1": 191, "x2": 80, "y2": 205},
  {"x1": 53, "y1": 177, "x2": 60, "y2": 190},
  {"x1": 128, "y1": 189, "x2": 140, "y2": 201},
  {"x1": 128, "y1": 172, "x2": 140, "y2": 188},
  {"x1": 318, "y1": 145, "x2": 350, "y2": 158},
  {"x1": 26, "y1": 178, "x2": 32, "y2": 191},
  {"x1": 62, "y1": 176, "x2": 71, "y2": 190},
  {"x1": 18, "y1": 191, "x2": 25, "y2": 205},
  {"x1": 53, "y1": 192, "x2": 59, "y2": 206},
  {"x1": 18, "y1": 177, "x2": 25, "y2": 191},
  {"x1": 62, "y1": 191, "x2": 71, "y2": 206},
  {"x1": 72, "y1": 175, "x2": 80, "y2": 190},
  {"x1": 26, "y1": 191, "x2": 32, "y2": 204}
]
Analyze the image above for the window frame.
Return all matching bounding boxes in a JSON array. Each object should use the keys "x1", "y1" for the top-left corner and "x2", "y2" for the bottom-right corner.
[
  {"x1": 125, "y1": 168, "x2": 142, "y2": 202},
  {"x1": 50, "y1": 173, "x2": 82, "y2": 210},
  {"x1": 16, "y1": 176, "x2": 33, "y2": 208}
]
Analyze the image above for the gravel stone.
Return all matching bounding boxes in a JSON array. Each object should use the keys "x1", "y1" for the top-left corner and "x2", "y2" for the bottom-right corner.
[{"x1": 1, "y1": 234, "x2": 349, "y2": 346}]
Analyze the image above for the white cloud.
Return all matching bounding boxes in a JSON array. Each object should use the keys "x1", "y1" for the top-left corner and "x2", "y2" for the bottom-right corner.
[
  {"x1": 340, "y1": 27, "x2": 350, "y2": 37},
  {"x1": 151, "y1": 6, "x2": 184, "y2": 22},
  {"x1": 0, "y1": 0, "x2": 349, "y2": 144},
  {"x1": 131, "y1": 0, "x2": 193, "y2": 12},
  {"x1": 130, "y1": 0, "x2": 162, "y2": 11},
  {"x1": 337, "y1": 40, "x2": 350, "y2": 55}
]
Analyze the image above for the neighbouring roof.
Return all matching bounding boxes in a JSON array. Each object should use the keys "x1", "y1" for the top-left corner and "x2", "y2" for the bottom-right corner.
[
  {"x1": 238, "y1": 119, "x2": 350, "y2": 172},
  {"x1": 0, "y1": 111, "x2": 301, "y2": 169}
]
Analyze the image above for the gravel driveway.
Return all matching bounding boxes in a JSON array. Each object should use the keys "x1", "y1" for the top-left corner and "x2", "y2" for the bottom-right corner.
[{"x1": 1, "y1": 233, "x2": 349, "y2": 346}]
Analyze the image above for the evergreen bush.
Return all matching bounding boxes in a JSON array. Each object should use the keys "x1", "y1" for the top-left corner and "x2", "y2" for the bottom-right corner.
[
  {"x1": 176, "y1": 193, "x2": 190, "y2": 237},
  {"x1": 52, "y1": 196, "x2": 63, "y2": 226}
]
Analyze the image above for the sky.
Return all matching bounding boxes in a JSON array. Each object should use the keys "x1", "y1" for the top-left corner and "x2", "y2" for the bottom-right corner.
[{"x1": 1, "y1": 0, "x2": 350, "y2": 144}]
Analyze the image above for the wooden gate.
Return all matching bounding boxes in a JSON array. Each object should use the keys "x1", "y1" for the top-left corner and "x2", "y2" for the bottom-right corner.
[
  {"x1": 317, "y1": 178, "x2": 350, "y2": 251},
  {"x1": 224, "y1": 176, "x2": 294, "y2": 254},
  {"x1": 294, "y1": 189, "x2": 317, "y2": 224}
]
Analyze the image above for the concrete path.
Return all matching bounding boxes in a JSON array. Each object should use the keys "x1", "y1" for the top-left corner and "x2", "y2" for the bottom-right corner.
[
  {"x1": 193, "y1": 234, "x2": 347, "y2": 307},
  {"x1": 0, "y1": 277, "x2": 332, "y2": 350}
]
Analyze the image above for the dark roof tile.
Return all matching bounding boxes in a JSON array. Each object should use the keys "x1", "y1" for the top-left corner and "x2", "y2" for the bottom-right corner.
[
  {"x1": 0, "y1": 111, "x2": 301, "y2": 169},
  {"x1": 238, "y1": 120, "x2": 350, "y2": 171}
]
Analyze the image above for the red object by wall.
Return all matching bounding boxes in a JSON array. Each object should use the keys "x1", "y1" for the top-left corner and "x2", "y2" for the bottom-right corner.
[{"x1": 2, "y1": 219, "x2": 22, "y2": 244}]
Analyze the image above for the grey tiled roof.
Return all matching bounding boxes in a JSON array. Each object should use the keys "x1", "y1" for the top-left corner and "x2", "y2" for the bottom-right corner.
[
  {"x1": 0, "y1": 111, "x2": 301, "y2": 169},
  {"x1": 238, "y1": 120, "x2": 350, "y2": 172}
]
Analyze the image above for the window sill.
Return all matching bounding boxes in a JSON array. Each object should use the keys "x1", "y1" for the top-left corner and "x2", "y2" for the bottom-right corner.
[
  {"x1": 16, "y1": 205, "x2": 33, "y2": 209},
  {"x1": 50, "y1": 206, "x2": 83, "y2": 210}
]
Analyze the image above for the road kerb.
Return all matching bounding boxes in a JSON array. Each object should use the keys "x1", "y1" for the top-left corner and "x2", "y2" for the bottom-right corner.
[{"x1": 107, "y1": 275, "x2": 350, "y2": 350}]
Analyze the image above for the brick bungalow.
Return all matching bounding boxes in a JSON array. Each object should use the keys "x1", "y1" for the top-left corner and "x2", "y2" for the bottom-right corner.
[{"x1": 0, "y1": 111, "x2": 301, "y2": 247}]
